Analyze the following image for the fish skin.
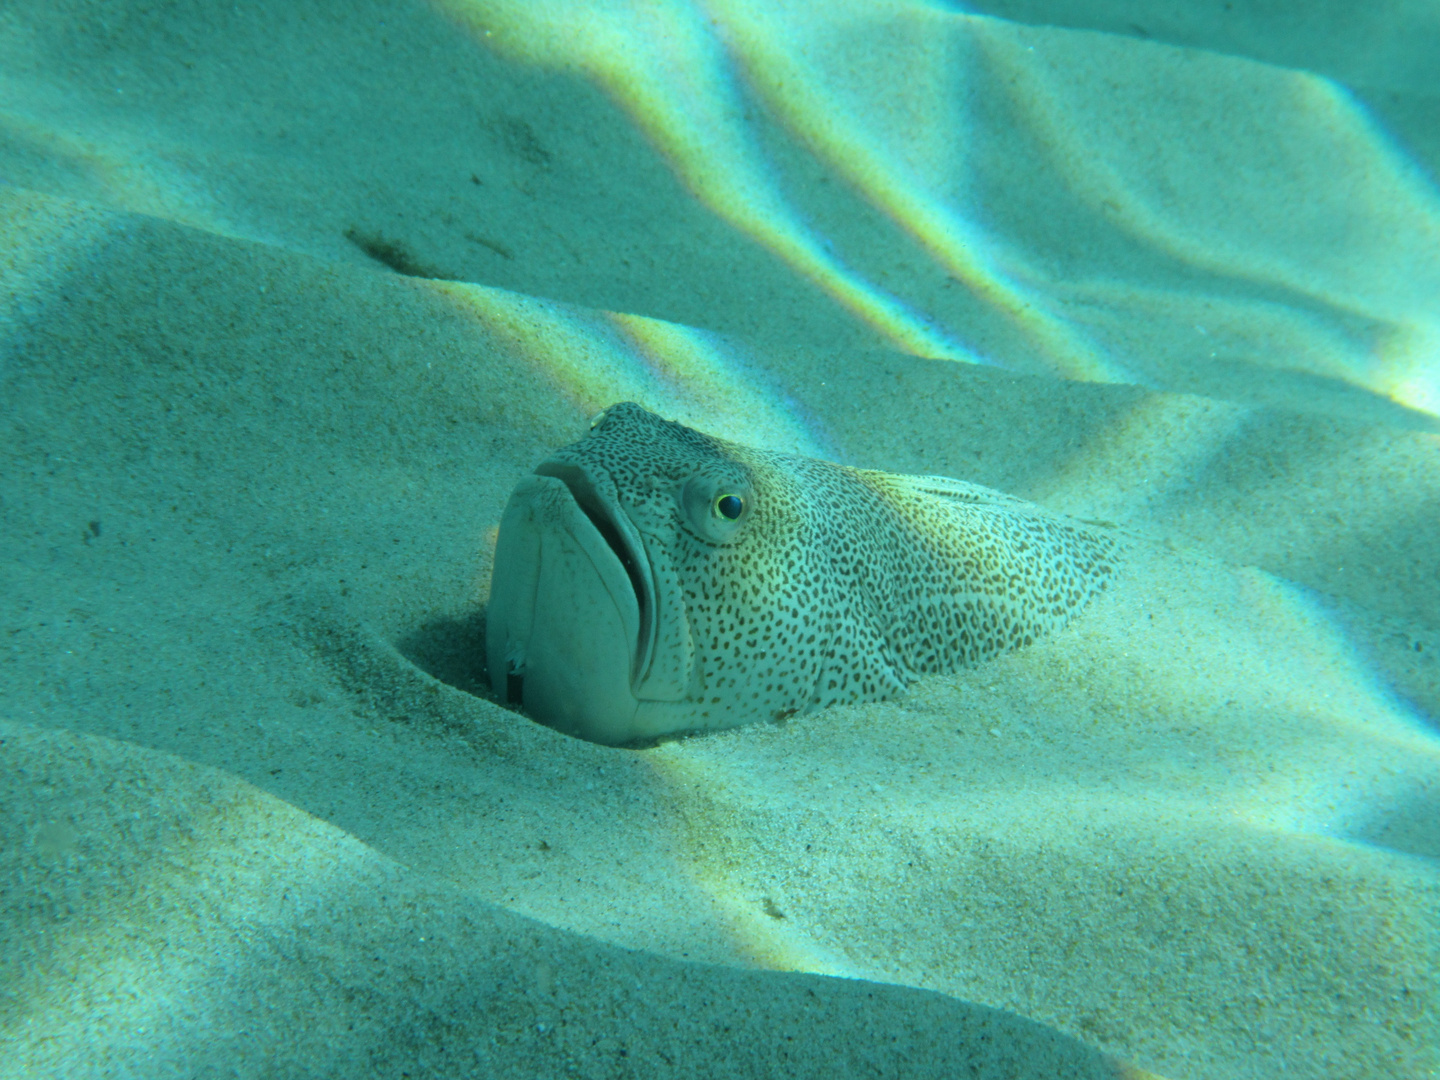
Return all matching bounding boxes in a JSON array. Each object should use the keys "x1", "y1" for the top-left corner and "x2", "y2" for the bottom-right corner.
[{"x1": 488, "y1": 402, "x2": 1121, "y2": 742}]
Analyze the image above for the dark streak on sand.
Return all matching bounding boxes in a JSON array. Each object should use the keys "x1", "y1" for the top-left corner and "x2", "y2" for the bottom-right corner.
[{"x1": 345, "y1": 227, "x2": 448, "y2": 279}]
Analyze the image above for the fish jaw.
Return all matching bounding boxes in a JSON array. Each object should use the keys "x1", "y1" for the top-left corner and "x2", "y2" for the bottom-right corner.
[
  {"x1": 532, "y1": 459, "x2": 658, "y2": 686},
  {"x1": 531, "y1": 456, "x2": 698, "y2": 704},
  {"x1": 486, "y1": 473, "x2": 643, "y2": 745}
]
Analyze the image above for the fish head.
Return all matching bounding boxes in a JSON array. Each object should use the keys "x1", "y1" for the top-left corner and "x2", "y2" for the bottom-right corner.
[{"x1": 486, "y1": 403, "x2": 780, "y2": 745}]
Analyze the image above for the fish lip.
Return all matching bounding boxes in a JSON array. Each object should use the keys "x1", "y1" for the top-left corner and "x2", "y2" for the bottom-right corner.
[{"x1": 532, "y1": 459, "x2": 656, "y2": 686}]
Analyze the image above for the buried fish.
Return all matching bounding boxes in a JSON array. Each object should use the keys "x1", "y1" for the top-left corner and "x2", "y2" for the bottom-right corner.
[{"x1": 487, "y1": 403, "x2": 1120, "y2": 745}]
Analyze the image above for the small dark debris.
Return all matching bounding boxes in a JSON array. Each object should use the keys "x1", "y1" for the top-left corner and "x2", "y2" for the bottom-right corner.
[
  {"x1": 84, "y1": 520, "x2": 101, "y2": 544},
  {"x1": 762, "y1": 897, "x2": 786, "y2": 920}
]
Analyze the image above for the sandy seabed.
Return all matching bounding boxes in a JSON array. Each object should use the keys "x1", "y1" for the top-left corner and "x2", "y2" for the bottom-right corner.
[{"x1": 2, "y1": 2, "x2": 1439, "y2": 1078}]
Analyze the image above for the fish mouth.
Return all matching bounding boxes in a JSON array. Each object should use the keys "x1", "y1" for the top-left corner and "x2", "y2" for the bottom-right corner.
[{"x1": 533, "y1": 460, "x2": 655, "y2": 685}]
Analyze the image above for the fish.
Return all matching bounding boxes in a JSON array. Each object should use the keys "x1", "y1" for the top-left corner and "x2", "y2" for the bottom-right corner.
[{"x1": 486, "y1": 403, "x2": 1120, "y2": 745}]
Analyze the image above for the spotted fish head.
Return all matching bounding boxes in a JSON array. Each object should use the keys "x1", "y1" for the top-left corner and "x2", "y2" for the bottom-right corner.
[
  {"x1": 486, "y1": 403, "x2": 808, "y2": 744},
  {"x1": 486, "y1": 403, "x2": 1119, "y2": 745}
]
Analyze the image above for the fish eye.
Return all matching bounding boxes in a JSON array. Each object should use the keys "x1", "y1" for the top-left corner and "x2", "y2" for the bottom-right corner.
[
  {"x1": 588, "y1": 409, "x2": 607, "y2": 429},
  {"x1": 680, "y1": 473, "x2": 752, "y2": 543},
  {"x1": 714, "y1": 494, "x2": 744, "y2": 520}
]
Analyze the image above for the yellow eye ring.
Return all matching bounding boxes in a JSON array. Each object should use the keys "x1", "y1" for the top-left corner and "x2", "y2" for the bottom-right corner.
[{"x1": 713, "y1": 493, "x2": 744, "y2": 521}]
